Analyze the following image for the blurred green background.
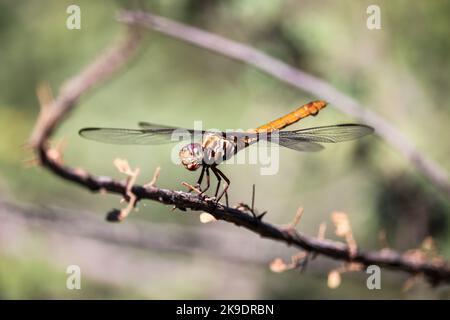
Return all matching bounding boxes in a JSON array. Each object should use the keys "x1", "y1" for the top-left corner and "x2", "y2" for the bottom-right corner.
[{"x1": 1, "y1": 0, "x2": 450, "y2": 299}]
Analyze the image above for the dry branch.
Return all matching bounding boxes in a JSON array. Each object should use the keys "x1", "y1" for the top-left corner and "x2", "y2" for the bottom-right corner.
[{"x1": 29, "y1": 13, "x2": 450, "y2": 286}]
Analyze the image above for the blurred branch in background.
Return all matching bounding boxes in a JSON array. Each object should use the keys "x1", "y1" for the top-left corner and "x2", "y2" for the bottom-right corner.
[
  {"x1": 0, "y1": 199, "x2": 279, "y2": 266},
  {"x1": 0, "y1": 199, "x2": 270, "y2": 298},
  {"x1": 28, "y1": 11, "x2": 450, "y2": 286},
  {"x1": 117, "y1": 10, "x2": 450, "y2": 198}
]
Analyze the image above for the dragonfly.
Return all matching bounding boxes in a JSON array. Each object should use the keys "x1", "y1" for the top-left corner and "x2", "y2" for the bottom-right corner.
[{"x1": 79, "y1": 101, "x2": 374, "y2": 204}]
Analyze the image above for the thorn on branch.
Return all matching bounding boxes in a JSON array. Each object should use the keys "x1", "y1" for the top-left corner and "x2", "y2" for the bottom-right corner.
[
  {"x1": 22, "y1": 156, "x2": 40, "y2": 168},
  {"x1": 108, "y1": 158, "x2": 140, "y2": 222},
  {"x1": 318, "y1": 222, "x2": 327, "y2": 240},
  {"x1": 331, "y1": 211, "x2": 357, "y2": 258},
  {"x1": 30, "y1": 82, "x2": 55, "y2": 149},
  {"x1": 46, "y1": 138, "x2": 67, "y2": 165},
  {"x1": 327, "y1": 270, "x2": 341, "y2": 289},
  {"x1": 421, "y1": 236, "x2": 438, "y2": 258},
  {"x1": 327, "y1": 262, "x2": 364, "y2": 289},
  {"x1": 284, "y1": 207, "x2": 304, "y2": 231},
  {"x1": 235, "y1": 184, "x2": 267, "y2": 222},
  {"x1": 36, "y1": 82, "x2": 54, "y2": 111},
  {"x1": 269, "y1": 258, "x2": 288, "y2": 273},
  {"x1": 269, "y1": 251, "x2": 309, "y2": 273},
  {"x1": 311, "y1": 222, "x2": 327, "y2": 260},
  {"x1": 199, "y1": 212, "x2": 217, "y2": 223},
  {"x1": 403, "y1": 274, "x2": 422, "y2": 292},
  {"x1": 144, "y1": 166, "x2": 161, "y2": 189},
  {"x1": 401, "y1": 236, "x2": 445, "y2": 285},
  {"x1": 256, "y1": 211, "x2": 267, "y2": 221},
  {"x1": 182, "y1": 181, "x2": 202, "y2": 194},
  {"x1": 251, "y1": 184, "x2": 255, "y2": 213}
]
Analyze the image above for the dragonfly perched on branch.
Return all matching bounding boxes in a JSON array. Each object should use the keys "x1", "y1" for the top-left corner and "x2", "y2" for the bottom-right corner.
[{"x1": 79, "y1": 101, "x2": 374, "y2": 204}]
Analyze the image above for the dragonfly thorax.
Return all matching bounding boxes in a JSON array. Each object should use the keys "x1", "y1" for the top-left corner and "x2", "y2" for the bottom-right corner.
[
  {"x1": 179, "y1": 133, "x2": 238, "y2": 170},
  {"x1": 201, "y1": 133, "x2": 236, "y2": 166}
]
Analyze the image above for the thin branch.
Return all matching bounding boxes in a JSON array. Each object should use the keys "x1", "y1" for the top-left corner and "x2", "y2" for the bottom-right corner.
[
  {"x1": 30, "y1": 27, "x2": 143, "y2": 149},
  {"x1": 29, "y1": 15, "x2": 450, "y2": 286},
  {"x1": 117, "y1": 10, "x2": 450, "y2": 198}
]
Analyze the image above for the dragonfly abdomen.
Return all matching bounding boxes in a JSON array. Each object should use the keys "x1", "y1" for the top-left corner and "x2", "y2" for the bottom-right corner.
[{"x1": 255, "y1": 100, "x2": 327, "y2": 133}]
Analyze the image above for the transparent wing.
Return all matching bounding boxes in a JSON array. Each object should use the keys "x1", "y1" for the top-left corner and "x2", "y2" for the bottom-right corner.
[
  {"x1": 277, "y1": 138, "x2": 324, "y2": 152},
  {"x1": 138, "y1": 121, "x2": 206, "y2": 139},
  {"x1": 79, "y1": 123, "x2": 373, "y2": 148},
  {"x1": 220, "y1": 124, "x2": 372, "y2": 153},
  {"x1": 79, "y1": 123, "x2": 199, "y2": 145},
  {"x1": 212, "y1": 131, "x2": 324, "y2": 152},
  {"x1": 280, "y1": 124, "x2": 374, "y2": 143},
  {"x1": 138, "y1": 122, "x2": 191, "y2": 131}
]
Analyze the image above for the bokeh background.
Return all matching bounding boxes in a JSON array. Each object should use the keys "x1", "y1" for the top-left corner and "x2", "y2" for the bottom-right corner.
[{"x1": 1, "y1": 0, "x2": 450, "y2": 299}]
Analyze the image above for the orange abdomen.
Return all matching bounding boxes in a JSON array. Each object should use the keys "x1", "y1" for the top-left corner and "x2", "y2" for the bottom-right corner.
[{"x1": 256, "y1": 100, "x2": 327, "y2": 132}]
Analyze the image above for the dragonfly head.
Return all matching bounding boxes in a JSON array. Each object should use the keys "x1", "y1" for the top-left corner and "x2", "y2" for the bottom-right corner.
[{"x1": 179, "y1": 143, "x2": 203, "y2": 171}]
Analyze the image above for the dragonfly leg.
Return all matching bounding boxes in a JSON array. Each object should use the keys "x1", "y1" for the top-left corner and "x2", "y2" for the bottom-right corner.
[
  {"x1": 213, "y1": 167, "x2": 230, "y2": 204},
  {"x1": 224, "y1": 189, "x2": 229, "y2": 207},
  {"x1": 195, "y1": 166, "x2": 206, "y2": 192},
  {"x1": 199, "y1": 167, "x2": 210, "y2": 195},
  {"x1": 211, "y1": 167, "x2": 222, "y2": 198}
]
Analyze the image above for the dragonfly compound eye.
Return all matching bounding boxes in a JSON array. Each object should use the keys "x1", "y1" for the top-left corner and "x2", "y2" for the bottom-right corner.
[{"x1": 179, "y1": 143, "x2": 203, "y2": 171}]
